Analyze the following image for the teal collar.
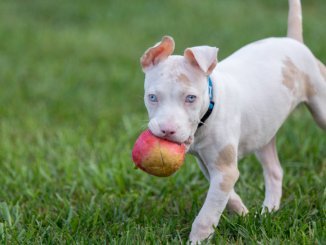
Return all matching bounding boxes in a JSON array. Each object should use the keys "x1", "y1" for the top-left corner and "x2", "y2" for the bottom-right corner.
[{"x1": 198, "y1": 76, "x2": 215, "y2": 128}]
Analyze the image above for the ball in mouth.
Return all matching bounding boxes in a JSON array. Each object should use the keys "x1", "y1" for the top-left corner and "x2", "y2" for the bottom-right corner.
[{"x1": 132, "y1": 130, "x2": 186, "y2": 177}]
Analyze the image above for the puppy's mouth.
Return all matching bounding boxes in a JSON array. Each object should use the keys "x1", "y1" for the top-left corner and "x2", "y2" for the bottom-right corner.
[
  {"x1": 160, "y1": 135, "x2": 193, "y2": 147},
  {"x1": 147, "y1": 120, "x2": 193, "y2": 147}
]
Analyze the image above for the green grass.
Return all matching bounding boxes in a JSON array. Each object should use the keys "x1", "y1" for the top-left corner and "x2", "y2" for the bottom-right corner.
[{"x1": 0, "y1": 0, "x2": 325, "y2": 243}]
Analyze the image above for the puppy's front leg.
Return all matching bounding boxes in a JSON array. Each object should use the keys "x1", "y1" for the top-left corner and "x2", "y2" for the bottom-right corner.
[{"x1": 189, "y1": 145, "x2": 239, "y2": 243}]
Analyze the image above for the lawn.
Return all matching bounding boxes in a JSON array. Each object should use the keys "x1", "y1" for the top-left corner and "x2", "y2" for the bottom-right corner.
[{"x1": 0, "y1": 0, "x2": 325, "y2": 243}]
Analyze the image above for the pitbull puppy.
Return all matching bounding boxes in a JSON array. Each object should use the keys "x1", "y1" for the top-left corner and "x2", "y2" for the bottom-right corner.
[{"x1": 139, "y1": 0, "x2": 326, "y2": 242}]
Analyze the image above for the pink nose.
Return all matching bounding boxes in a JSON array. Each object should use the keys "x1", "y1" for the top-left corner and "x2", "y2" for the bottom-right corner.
[
  {"x1": 160, "y1": 125, "x2": 176, "y2": 137},
  {"x1": 161, "y1": 129, "x2": 176, "y2": 136}
]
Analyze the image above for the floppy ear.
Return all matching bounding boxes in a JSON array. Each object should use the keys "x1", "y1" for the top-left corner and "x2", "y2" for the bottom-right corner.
[
  {"x1": 184, "y1": 46, "x2": 218, "y2": 75},
  {"x1": 140, "y1": 36, "x2": 175, "y2": 72}
]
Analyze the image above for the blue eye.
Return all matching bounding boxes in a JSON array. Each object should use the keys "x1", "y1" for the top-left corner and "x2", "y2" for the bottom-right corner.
[
  {"x1": 185, "y1": 95, "x2": 197, "y2": 103},
  {"x1": 148, "y1": 94, "x2": 158, "y2": 102}
]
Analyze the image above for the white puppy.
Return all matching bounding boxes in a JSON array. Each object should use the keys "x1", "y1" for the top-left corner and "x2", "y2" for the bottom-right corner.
[{"x1": 140, "y1": 0, "x2": 325, "y2": 243}]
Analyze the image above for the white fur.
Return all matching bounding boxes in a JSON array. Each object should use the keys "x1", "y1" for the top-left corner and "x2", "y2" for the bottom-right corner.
[{"x1": 140, "y1": 0, "x2": 325, "y2": 243}]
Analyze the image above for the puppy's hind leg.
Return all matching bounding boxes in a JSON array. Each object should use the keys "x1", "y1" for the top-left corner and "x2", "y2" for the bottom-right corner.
[
  {"x1": 255, "y1": 137, "x2": 283, "y2": 213},
  {"x1": 306, "y1": 60, "x2": 326, "y2": 130}
]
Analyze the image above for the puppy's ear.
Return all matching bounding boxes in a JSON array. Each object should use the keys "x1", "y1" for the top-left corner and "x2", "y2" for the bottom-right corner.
[
  {"x1": 140, "y1": 36, "x2": 175, "y2": 72},
  {"x1": 184, "y1": 46, "x2": 218, "y2": 75}
]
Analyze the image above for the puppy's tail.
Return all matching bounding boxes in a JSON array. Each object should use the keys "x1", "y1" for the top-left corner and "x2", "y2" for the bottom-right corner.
[
  {"x1": 288, "y1": 0, "x2": 326, "y2": 131},
  {"x1": 287, "y1": 0, "x2": 303, "y2": 43}
]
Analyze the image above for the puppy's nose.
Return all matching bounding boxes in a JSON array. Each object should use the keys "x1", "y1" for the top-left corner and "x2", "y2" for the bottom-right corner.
[
  {"x1": 161, "y1": 129, "x2": 176, "y2": 136},
  {"x1": 159, "y1": 125, "x2": 176, "y2": 137}
]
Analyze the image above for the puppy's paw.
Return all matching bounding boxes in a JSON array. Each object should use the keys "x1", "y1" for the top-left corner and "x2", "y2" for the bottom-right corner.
[
  {"x1": 261, "y1": 191, "x2": 281, "y2": 214},
  {"x1": 261, "y1": 203, "x2": 280, "y2": 214},
  {"x1": 189, "y1": 221, "x2": 214, "y2": 244},
  {"x1": 227, "y1": 198, "x2": 249, "y2": 215}
]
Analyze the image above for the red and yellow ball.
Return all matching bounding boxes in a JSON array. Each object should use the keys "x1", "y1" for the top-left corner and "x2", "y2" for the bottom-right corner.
[{"x1": 132, "y1": 130, "x2": 186, "y2": 177}]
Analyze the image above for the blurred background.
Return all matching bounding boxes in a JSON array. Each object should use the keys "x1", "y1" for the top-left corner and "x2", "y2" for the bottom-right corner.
[{"x1": 0, "y1": 0, "x2": 325, "y2": 243}]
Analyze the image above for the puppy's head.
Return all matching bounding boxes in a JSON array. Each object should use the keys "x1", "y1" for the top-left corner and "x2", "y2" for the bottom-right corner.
[{"x1": 140, "y1": 36, "x2": 218, "y2": 147}]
